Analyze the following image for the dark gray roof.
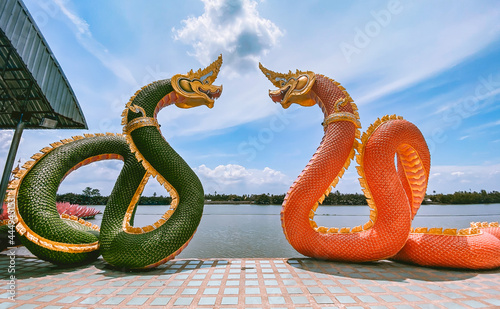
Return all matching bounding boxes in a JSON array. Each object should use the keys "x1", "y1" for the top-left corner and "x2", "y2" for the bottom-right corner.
[{"x1": 0, "y1": 0, "x2": 87, "y2": 129}]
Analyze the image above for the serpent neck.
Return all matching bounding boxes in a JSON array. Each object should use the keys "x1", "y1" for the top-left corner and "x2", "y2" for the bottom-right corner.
[
  {"x1": 281, "y1": 75, "x2": 357, "y2": 196},
  {"x1": 281, "y1": 76, "x2": 359, "y2": 257},
  {"x1": 312, "y1": 74, "x2": 355, "y2": 118},
  {"x1": 126, "y1": 79, "x2": 175, "y2": 120},
  {"x1": 105, "y1": 79, "x2": 204, "y2": 268},
  {"x1": 125, "y1": 79, "x2": 203, "y2": 200}
]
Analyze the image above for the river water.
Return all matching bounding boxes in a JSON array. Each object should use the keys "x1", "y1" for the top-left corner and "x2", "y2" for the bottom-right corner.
[{"x1": 87, "y1": 204, "x2": 500, "y2": 258}]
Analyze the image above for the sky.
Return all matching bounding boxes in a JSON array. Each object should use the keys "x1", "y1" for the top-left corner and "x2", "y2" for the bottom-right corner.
[{"x1": 1, "y1": 0, "x2": 500, "y2": 197}]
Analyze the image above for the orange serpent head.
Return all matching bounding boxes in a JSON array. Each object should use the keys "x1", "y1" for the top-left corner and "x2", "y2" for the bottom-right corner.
[
  {"x1": 172, "y1": 55, "x2": 223, "y2": 109},
  {"x1": 259, "y1": 63, "x2": 316, "y2": 109}
]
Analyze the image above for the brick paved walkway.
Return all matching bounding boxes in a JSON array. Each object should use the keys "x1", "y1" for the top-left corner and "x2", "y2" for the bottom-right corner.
[{"x1": 1, "y1": 250, "x2": 500, "y2": 308}]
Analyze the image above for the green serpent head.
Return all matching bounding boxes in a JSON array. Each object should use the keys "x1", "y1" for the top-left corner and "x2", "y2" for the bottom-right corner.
[
  {"x1": 259, "y1": 63, "x2": 316, "y2": 109},
  {"x1": 172, "y1": 55, "x2": 223, "y2": 109}
]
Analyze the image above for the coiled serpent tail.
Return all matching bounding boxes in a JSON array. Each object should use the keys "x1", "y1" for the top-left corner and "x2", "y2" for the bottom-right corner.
[
  {"x1": 5, "y1": 56, "x2": 223, "y2": 269},
  {"x1": 259, "y1": 63, "x2": 500, "y2": 270}
]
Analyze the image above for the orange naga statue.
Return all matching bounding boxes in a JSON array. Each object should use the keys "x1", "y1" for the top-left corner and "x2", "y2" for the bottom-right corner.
[{"x1": 260, "y1": 63, "x2": 500, "y2": 269}]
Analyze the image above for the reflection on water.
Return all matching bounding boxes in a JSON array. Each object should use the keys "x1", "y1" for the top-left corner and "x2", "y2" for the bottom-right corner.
[{"x1": 88, "y1": 204, "x2": 500, "y2": 258}]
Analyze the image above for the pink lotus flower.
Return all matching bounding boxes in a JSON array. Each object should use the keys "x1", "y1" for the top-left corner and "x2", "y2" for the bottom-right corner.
[
  {"x1": 1, "y1": 202, "x2": 101, "y2": 221},
  {"x1": 56, "y1": 202, "x2": 101, "y2": 219}
]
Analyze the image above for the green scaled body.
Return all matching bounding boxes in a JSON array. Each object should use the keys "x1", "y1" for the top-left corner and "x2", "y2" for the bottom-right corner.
[
  {"x1": 101, "y1": 80, "x2": 204, "y2": 268},
  {"x1": 16, "y1": 135, "x2": 142, "y2": 265},
  {"x1": 5, "y1": 55, "x2": 223, "y2": 269},
  {"x1": 8, "y1": 79, "x2": 204, "y2": 269}
]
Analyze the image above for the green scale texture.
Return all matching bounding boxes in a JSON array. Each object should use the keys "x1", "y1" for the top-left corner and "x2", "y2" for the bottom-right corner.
[
  {"x1": 14, "y1": 79, "x2": 204, "y2": 269},
  {"x1": 17, "y1": 135, "x2": 144, "y2": 265}
]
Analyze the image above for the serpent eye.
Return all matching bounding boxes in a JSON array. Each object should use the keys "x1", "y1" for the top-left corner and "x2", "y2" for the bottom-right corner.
[
  {"x1": 179, "y1": 79, "x2": 194, "y2": 92},
  {"x1": 295, "y1": 75, "x2": 308, "y2": 91}
]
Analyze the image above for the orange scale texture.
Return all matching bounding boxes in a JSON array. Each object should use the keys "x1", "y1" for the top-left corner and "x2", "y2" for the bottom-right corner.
[{"x1": 279, "y1": 73, "x2": 500, "y2": 269}]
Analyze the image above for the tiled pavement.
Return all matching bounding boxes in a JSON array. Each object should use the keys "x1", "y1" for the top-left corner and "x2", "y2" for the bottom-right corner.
[{"x1": 1, "y1": 252, "x2": 500, "y2": 308}]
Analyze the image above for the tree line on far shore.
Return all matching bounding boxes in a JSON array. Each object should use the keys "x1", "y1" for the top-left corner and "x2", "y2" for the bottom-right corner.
[
  {"x1": 428, "y1": 190, "x2": 500, "y2": 204},
  {"x1": 56, "y1": 187, "x2": 173, "y2": 206},
  {"x1": 56, "y1": 187, "x2": 500, "y2": 206}
]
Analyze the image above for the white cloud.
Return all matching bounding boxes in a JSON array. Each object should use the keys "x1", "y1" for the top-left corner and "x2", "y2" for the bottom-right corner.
[
  {"x1": 353, "y1": 11, "x2": 500, "y2": 105},
  {"x1": 52, "y1": 0, "x2": 88, "y2": 34},
  {"x1": 57, "y1": 162, "x2": 292, "y2": 196},
  {"x1": 465, "y1": 120, "x2": 500, "y2": 136},
  {"x1": 428, "y1": 164, "x2": 500, "y2": 193},
  {"x1": 286, "y1": 2, "x2": 500, "y2": 108},
  {"x1": 52, "y1": 0, "x2": 137, "y2": 86},
  {"x1": 50, "y1": 161, "x2": 500, "y2": 198},
  {"x1": 195, "y1": 164, "x2": 291, "y2": 194},
  {"x1": 57, "y1": 160, "x2": 124, "y2": 195},
  {"x1": 173, "y1": 0, "x2": 283, "y2": 76},
  {"x1": 0, "y1": 131, "x2": 14, "y2": 154},
  {"x1": 198, "y1": 164, "x2": 250, "y2": 185}
]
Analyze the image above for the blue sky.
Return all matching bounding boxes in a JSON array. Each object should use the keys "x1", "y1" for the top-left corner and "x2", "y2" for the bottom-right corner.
[{"x1": 1, "y1": 0, "x2": 500, "y2": 196}]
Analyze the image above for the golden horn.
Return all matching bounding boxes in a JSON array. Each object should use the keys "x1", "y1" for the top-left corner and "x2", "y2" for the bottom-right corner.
[
  {"x1": 194, "y1": 54, "x2": 223, "y2": 84},
  {"x1": 259, "y1": 63, "x2": 315, "y2": 88},
  {"x1": 259, "y1": 62, "x2": 286, "y2": 88}
]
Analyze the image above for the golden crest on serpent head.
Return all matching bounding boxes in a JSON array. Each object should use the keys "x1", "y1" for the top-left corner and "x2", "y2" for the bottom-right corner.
[
  {"x1": 259, "y1": 63, "x2": 316, "y2": 109},
  {"x1": 172, "y1": 54, "x2": 223, "y2": 109}
]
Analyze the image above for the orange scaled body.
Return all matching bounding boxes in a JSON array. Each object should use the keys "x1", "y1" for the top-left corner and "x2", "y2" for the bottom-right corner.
[{"x1": 260, "y1": 64, "x2": 500, "y2": 269}]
